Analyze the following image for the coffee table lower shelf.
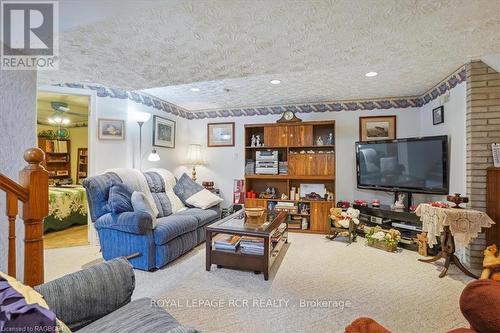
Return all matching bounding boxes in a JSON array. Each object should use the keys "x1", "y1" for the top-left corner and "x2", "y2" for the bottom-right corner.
[{"x1": 206, "y1": 232, "x2": 288, "y2": 281}]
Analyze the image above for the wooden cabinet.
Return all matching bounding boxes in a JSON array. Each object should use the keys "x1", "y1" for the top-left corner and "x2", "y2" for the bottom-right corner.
[
  {"x1": 264, "y1": 126, "x2": 288, "y2": 147},
  {"x1": 245, "y1": 120, "x2": 335, "y2": 234},
  {"x1": 288, "y1": 125, "x2": 313, "y2": 146},
  {"x1": 310, "y1": 201, "x2": 334, "y2": 232},
  {"x1": 288, "y1": 153, "x2": 334, "y2": 177},
  {"x1": 487, "y1": 167, "x2": 500, "y2": 246}
]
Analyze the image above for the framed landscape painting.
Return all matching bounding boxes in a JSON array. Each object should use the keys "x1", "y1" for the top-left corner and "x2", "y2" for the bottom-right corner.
[
  {"x1": 207, "y1": 122, "x2": 235, "y2": 147},
  {"x1": 153, "y1": 115, "x2": 175, "y2": 148},
  {"x1": 98, "y1": 119, "x2": 125, "y2": 140},
  {"x1": 359, "y1": 116, "x2": 396, "y2": 141}
]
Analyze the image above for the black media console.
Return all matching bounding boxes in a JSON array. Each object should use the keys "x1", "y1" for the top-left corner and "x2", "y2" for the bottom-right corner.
[{"x1": 353, "y1": 204, "x2": 425, "y2": 251}]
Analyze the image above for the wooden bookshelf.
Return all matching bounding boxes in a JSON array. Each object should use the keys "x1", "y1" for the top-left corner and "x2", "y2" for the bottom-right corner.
[
  {"x1": 77, "y1": 148, "x2": 88, "y2": 185},
  {"x1": 38, "y1": 138, "x2": 71, "y2": 185},
  {"x1": 244, "y1": 120, "x2": 336, "y2": 234}
]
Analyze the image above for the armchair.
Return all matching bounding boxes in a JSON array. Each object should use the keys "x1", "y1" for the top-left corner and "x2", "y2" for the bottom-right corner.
[{"x1": 35, "y1": 258, "x2": 198, "y2": 332}]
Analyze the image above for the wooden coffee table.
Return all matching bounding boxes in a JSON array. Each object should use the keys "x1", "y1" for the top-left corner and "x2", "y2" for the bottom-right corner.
[{"x1": 206, "y1": 209, "x2": 288, "y2": 280}]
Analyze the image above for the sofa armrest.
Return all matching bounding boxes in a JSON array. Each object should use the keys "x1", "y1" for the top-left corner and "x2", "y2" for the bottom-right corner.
[
  {"x1": 35, "y1": 258, "x2": 135, "y2": 331},
  {"x1": 95, "y1": 211, "x2": 153, "y2": 235}
]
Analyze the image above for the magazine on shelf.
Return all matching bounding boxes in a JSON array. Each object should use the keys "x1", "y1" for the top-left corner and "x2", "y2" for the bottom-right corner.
[{"x1": 213, "y1": 234, "x2": 241, "y2": 252}]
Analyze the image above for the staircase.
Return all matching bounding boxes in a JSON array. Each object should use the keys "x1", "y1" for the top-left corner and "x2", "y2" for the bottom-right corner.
[{"x1": 0, "y1": 148, "x2": 48, "y2": 286}]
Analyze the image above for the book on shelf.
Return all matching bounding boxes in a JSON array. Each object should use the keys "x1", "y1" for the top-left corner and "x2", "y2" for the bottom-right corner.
[
  {"x1": 213, "y1": 234, "x2": 241, "y2": 252},
  {"x1": 240, "y1": 236, "x2": 264, "y2": 255}
]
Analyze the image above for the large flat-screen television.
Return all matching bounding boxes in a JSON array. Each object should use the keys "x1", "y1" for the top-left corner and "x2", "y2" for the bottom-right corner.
[{"x1": 356, "y1": 135, "x2": 448, "y2": 194}]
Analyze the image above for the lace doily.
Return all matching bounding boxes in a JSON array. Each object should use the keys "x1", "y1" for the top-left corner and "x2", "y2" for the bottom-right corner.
[{"x1": 415, "y1": 204, "x2": 495, "y2": 248}]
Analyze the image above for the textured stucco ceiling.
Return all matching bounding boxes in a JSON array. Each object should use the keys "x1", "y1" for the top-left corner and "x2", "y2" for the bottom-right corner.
[{"x1": 40, "y1": 0, "x2": 500, "y2": 111}]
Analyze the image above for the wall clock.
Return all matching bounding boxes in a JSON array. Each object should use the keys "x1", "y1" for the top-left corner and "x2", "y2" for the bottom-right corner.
[{"x1": 277, "y1": 110, "x2": 302, "y2": 123}]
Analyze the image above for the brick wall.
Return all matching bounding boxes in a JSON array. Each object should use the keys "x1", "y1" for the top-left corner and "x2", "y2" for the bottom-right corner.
[{"x1": 465, "y1": 60, "x2": 500, "y2": 270}]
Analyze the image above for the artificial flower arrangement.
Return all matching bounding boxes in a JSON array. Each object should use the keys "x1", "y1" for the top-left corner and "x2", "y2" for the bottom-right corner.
[
  {"x1": 330, "y1": 207, "x2": 360, "y2": 228},
  {"x1": 365, "y1": 226, "x2": 401, "y2": 252}
]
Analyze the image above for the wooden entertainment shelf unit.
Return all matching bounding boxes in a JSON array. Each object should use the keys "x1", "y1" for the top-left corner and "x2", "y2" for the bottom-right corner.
[{"x1": 244, "y1": 120, "x2": 335, "y2": 234}]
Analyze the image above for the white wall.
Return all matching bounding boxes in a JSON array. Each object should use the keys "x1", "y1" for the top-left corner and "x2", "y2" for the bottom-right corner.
[
  {"x1": 183, "y1": 108, "x2": 423, "y2": 207},
  {"x1": 182, "y1": 83, "x2": 467, "y2": 208},
  {"x1": 0, "y1": 71, "x2": 38, "y2": 279},
  {"x1": 38, "y1": 83, "x2": 467, "y2": 210},
  {"x1": 38, "y1": 86, "x2": 187, "y2": 176},
  {"x1": 419, "y1": 82, "x2": 467, "y2": 199}
]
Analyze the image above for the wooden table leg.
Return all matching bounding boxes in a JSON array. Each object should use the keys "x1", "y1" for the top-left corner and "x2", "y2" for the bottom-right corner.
[
  {"x1": 264, "y1": 236, "x2": 270, "y2": 281},
  {"x1": 418, "y1": 226, "x2": 478, "y2": 279},
  {"x1": 206, "y1": 230, "x2": 212, "y2": 271}
]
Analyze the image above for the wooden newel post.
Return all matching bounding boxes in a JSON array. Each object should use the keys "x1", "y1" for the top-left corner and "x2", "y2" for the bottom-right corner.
[{"x1": 19, "y1": 148, "x2": 48, "y2": 287}]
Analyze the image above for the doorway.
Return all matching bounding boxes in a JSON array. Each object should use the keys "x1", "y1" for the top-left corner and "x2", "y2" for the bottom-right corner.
[{"x1": 37, "y1": 91, "x2": 90, "y2": 249}]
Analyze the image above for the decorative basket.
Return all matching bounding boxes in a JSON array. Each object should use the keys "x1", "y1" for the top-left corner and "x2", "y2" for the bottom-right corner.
[
  {"x1": 245, "y1": 208, "x2": 265, "y2": 218},
  {"x1": 367, "y1": 240, "x2": 398, "y2": 252}
]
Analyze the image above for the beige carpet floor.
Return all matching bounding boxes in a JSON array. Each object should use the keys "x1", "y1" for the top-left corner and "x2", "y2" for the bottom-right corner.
[{"x1": 129, "y1": 233, "x2": 473, "y2": 333}]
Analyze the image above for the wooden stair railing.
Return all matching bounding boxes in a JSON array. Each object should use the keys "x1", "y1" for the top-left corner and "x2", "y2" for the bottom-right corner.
[{"x1": 0, "y1": 148, "x2": 48, "y2": 287}]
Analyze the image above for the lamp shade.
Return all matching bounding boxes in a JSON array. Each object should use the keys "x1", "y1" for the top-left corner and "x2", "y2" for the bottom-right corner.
[
  {"x1": 147, "y1": 149, "x2": 160, "y2": 162},
  {"x1": 187, "y1": 144, "x2": 204, "y2": 165}
]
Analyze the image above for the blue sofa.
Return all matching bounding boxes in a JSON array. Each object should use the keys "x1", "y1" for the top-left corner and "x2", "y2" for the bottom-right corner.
[{"x1": 83, "y1": 172, "x2": 221, "y2": 271}]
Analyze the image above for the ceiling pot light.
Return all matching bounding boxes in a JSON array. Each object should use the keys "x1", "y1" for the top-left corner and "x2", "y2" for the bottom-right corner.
[
  {"x1": 190, "y1": 87, "x2": 201, "y2": 92},
  {"x1": 269, "y1": 79, "x2": 281, "y2": 85},
  {"x1": 365, "y1": 72, "x2": 378, "y2": 77}
]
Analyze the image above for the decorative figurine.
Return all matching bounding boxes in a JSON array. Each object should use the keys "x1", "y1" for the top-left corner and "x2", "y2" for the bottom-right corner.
[
  {"x1": 301, "y1": 218, "x2": 309, "y2": 230},
  {"x1": 326, "y1": 133, "x2": 334, "y2": 145},
  {"x1": 325, "y1": 190, "x2": 334, "y2": 201},
  {"x1": 251, "y1": 134, "x2": 256, "y2": 147},
  {"x1": 446, "y1": 193, "x2": 469, "y2": 209},
  {"x1": 281, "y1": 193, "x2": 288, "y2": 200},
  {"x1": 415, "y1": 232, "x2": 428, "y2": 257},
  {"x1": 315, "y1": 136, "x2": 324, "y2": 146},
  {"x1": 481, "y1": 244, "x2": 500, "y2": 281},
  {"x1": 391, "y1": 193, "x2": 406, "y2": 210},
  {"x1": 255, "y1": 135, "x2": 261, "y2": 147}
]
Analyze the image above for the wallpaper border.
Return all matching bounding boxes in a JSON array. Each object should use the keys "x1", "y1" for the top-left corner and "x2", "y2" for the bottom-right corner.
[{"x1": 56, "y1": 65, "x2": 466, "y2": 120}]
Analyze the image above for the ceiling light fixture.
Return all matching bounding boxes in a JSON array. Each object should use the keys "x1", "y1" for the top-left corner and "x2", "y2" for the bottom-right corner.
[
  {"x1": 365, "y1": 72, "x2": 378, "y2": 77},
  {"x1": 190, "y1": 87, "x2": 201, "y2": 92},
  {"x1": 269, "y1": 79, "x2": 281, "y2": 85}
]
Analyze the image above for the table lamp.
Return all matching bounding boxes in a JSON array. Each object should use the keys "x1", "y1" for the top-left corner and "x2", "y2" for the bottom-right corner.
[{"x1": 187, "y1": 144, "x2": 204, "y2": 181}]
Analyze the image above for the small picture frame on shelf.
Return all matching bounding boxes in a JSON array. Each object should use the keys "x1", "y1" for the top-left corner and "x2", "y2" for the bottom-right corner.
[
  {"x1": 153, "y1": 115, "x2": 176, "y2": 148},
  {"x1": 359, "y1": 116, "x2": 396, "y2": 141},
  {"x1": 432, "y1": 106, "x2": 444, "y2": 125},
  {"x1": 98, "y1": 119, "x2": 125, "y2": 140},
  {"x1": 208, "y1": 122, "x2": 235, "y2": 147}
]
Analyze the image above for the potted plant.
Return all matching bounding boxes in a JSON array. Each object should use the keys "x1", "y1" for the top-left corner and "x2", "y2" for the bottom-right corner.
[{"x1": 365, "y1": 226, "x2": 401, "y2": 252}]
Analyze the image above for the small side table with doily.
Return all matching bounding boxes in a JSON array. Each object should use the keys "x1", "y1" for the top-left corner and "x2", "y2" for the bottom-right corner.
[{"x1": 415, "y1": 203, "x2": 495, "y2": 278}]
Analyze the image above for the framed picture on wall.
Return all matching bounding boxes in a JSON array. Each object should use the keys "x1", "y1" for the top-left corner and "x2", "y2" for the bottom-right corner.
[
  {"x1": 207, "y1": 122, "x2": 235, "y2": 147},
  {"x1": 433, "y1": 106, "x2": 444, "y2": 125},
  {"x1": 98, "y1": 119, "x2": 125, "y2": 140},
  {"x1": 359, "y1": 116, "x2": 396, "y2": 141},
  {"x1": 153, "y1": 115, "x2": 175, "y2": 148}
]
